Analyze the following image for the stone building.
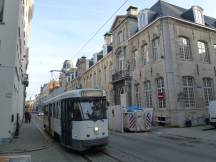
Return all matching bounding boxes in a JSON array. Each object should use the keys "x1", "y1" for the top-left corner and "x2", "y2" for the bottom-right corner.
[
  {"x1": 66, "y1": 33, "x2": 113, "y2": 104},
  {"x1": 67, "y1": 0, "x2": 216, "y2": 127},
  {"x1": 128, "y1": 1, "x2": 216, "y2": 126},
  {"x1": 0, "y1": 0, "x2": 33, "y2": 143}
]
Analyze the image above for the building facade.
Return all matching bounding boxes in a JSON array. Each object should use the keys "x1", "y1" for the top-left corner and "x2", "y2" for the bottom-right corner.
[
  {"x1": 64, "y1": 1, "x2": 216, "y2": 127},
  {"x1": 0, "y1": 0, "x2": 33, "y2": 143}
]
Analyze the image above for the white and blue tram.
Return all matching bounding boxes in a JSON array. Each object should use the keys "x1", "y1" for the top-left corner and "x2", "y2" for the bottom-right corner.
[{"x1": 42, "y1": 89, "x2": 108, "y2": 151}]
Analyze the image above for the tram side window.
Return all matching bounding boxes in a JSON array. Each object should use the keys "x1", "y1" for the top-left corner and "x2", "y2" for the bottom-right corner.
[
  {"x1": 73, "y1": 102, "x2": 82, "y2": 121},
  {"x1": 52, "y1": 104, "x2": 54, "y2": 117},
  {"x1": 44, "y1": 106, "x2": 48, "y2": 115},
  {"x1": 58, "y1": 102, "x2": 61, "y2": 119}
]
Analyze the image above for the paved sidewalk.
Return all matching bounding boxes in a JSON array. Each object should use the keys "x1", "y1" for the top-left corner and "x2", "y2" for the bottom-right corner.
[
  {"x1": 0, "y1": 120, "x2": 49, "y2": 154},
  {"x1": 152, "y1": 125, "x2": 216, "y2": 142}
]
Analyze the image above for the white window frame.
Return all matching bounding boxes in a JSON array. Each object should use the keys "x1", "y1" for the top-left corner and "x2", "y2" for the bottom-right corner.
[
  {"x1": 198, "y1": 41, "x2": 210, "y2": 63},
  {"x1": 203, "y1": 78, "x2": 214, "y2": 106},
  {"x1": 182, "y1": 76, "x2": 195, "y2": 107},
  {"x1": 156, "y1": 77, "x2": 166, "y2": 108},
  {"x1": 117, "y1": 31, "x2": 123, "y2": 44},
  {"x1": 144, "y1": 80, "x2": 152, "y2": 108},
  {"x1": 118, "y1": 51, "x2": 124, "y2": 71},
  {"x1": 142, "y1": 44, "x2": 149, "y2": 65},
  {"x1": 135, "y1": 84, "x2": 141, "y2": 107},
  {"x1": 194, "y1": 9, "x2": 204, "y2": 25},
  {"x1": 178, "y1": 37, "x2": 192, "y2": 60},
  {"x1": 152, "y1": 38, "x2": 161, "y2": 61},
  {"x1": 133, "y1": 50, "x2": 138, "y2": 69},
  {"x1": 93, "y1": 73, "x2": 97, "y2": 88}
]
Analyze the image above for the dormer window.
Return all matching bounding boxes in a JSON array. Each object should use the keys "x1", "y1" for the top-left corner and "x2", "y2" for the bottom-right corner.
[
  {"x1": 138, "y1": 9, "x2": 155, "y2": 30},
  {"x1": 192, "y1": 6, "x2": 204, "y2": 25},
  {"x1": 138, "y1": 9, "x2": 148, "y2": 30}
]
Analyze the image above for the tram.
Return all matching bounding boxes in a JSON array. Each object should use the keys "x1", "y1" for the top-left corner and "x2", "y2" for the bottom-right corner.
[{"x1": 42, "y1": 89, "x2": 108, "y2": 151}]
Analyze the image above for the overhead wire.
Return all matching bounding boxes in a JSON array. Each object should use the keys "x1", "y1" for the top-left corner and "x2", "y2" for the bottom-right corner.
[{"x1": 72, "y1": 0, "x2": 129, "y2": 58}]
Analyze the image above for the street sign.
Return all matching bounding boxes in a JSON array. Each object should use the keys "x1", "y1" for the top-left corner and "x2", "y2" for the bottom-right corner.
[{"x1": 158, "y1": 92, "x2": 165, "y2": 100}]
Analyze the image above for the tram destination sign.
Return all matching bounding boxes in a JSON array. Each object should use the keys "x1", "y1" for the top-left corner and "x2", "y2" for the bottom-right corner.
[{"x1": 81, "y1": 90, "x2": 103, "y2": 97}]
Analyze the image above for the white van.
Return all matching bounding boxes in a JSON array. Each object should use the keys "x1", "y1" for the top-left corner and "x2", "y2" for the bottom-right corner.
[{"x1": 208, "y1": 101, "x2": 216, "y2": 127}]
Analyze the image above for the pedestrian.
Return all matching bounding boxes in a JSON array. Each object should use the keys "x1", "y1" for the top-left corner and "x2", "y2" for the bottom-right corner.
[
  {"x1": 28, "y1": 112, "x2": 31, "y2": 123},
  {"x1": 24, "y1": 111, "x2": 28, "y2": 123}
]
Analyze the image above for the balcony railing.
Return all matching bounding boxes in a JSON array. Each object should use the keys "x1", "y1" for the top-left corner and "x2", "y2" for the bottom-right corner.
[{"x1": 112, "y1": 70, "x2": 130, "y2": 83}]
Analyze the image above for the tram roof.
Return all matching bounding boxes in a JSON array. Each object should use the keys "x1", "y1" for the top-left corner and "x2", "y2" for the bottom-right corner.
[{"x1": 43, "y1": 88, "x2": 106, "y2": 104}]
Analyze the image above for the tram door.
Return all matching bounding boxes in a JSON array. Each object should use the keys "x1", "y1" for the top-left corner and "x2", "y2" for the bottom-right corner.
[
  {"x1": 61, "y1": 99, "x2": 73, "y2": 146},
  {"x1": 48, "y1": 104, "x2": 52, "y2": 133}
]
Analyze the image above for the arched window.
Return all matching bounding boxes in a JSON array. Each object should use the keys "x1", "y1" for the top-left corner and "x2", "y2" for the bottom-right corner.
[
  {"x1": 152, "y1": 38, "x2": 161, "y2": 61},
  {"x1": 197, "y1": 41, "x2": 210, "y2": 63},
  {"x1": 117, "y1": 31, "x2": 123, "y2": 44},
  {"x1": 178, "y1": 37, "x2": 192, "y2": 60},
  {"x1": 141, "y1": 44, "x2": 149, "y2": 65}
]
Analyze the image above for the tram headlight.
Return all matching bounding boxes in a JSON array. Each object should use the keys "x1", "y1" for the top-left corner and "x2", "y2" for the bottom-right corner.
[{"x1": 94, "y1": 127, "x2": 99, "y2": 132}]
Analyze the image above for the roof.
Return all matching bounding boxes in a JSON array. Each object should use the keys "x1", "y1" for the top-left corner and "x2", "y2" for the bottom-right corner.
[{"x1": 148, "y1": 0, "x2": 216, "y2": 29}]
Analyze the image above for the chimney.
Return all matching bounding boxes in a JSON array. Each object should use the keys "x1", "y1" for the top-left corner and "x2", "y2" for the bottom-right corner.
[{"x1": 127, "y1": 6, "x2": 138, "y2": 16}]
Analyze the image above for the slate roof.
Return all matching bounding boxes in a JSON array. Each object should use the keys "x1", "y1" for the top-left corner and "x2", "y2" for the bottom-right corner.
[{"x1": 149, "y1": 0, "x2": 216, "y2": 29}]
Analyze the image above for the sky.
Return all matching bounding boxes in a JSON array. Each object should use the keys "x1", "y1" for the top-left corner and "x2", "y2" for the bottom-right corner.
[{"x1": 26, "y1": 0, "x2": 216, "y2": 99}]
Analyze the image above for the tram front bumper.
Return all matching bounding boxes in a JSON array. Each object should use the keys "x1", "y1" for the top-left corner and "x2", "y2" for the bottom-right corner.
[{"x1": 82, "y1": 137, "x2": 108, "y2": 147}]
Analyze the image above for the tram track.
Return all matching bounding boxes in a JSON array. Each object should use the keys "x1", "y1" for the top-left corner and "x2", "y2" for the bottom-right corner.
[{"x1": 79, "y1": 148, "x2": 125, "y2": 162}]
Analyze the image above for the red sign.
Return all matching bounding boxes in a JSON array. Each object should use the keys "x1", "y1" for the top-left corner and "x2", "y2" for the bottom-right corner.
[{"x1": 158, "y1": 92, "x2": 165, "y2": 100}]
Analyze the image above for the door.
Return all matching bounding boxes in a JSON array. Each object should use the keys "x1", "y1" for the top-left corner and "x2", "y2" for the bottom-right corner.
[
  {"x1": 48, "y1": 104, "x2": 52, "y2": 133},
  {"x1": 61, "y1": 100, "x2": 72, "y2": 146},
  {"x1": 120, "y1": 88, "x2": 126, "y2": 108}
]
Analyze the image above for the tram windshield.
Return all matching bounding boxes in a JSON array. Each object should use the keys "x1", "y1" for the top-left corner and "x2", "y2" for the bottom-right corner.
[{"x1": 79, "y1": 99, "x2": 107, "y2": 120}]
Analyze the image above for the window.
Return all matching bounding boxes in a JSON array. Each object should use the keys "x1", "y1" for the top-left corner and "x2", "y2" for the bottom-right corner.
[
  {"x1": 0, "y1": 0, "x2": 4, "y2": 22},
  {"x1": 144, "y1": 81, "x2": 152, "y2": 107},
  {"x1": 203, "y1": 78, "x2": 214, "y2": 106},
  {"x1": 178, "y1": 37, "x2": 192, "y2": 60},
  {"x1": 152, "y1": 38, "x2": 161, "y2": 61},
  {"x1": 194, "y1": 9, "x2": 204, "y2": 25},
  {"x1": 98, "y1": 70, "x2": 101, "y2": 87},
  {"x1": 133, "y1": 50, "x2": 138, "y2": 69},
  {"x1": 214, "y1": 44, "x2": 216, "y2": 54},
  {"x1": 142, "y1": 44, "x2": 149, "y2": 65},
  {"x1": 197, "y1": 41, "x2": 210, "y2": 63},
  {"x1": 135, "y1": 84, "x2": 141, "y2": 107},
  {"x1": 156, "y1": 77, "x2": 166, "y2": 108},
  {"x1": 182, "y1": 76, "x2": 195, "y2": 107},
  {"x1": 117, "y1": 31, "x2": 123, "y2": 44},
  {"x1": 93, "y1": 73, "x2": 97, "y2": 88},
  {"x1": 118, "y1": 51, "x2": 124, "y2": 71},
  {"x1": 73, "y1": 102, "x2": 82, "y2": 121}
]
